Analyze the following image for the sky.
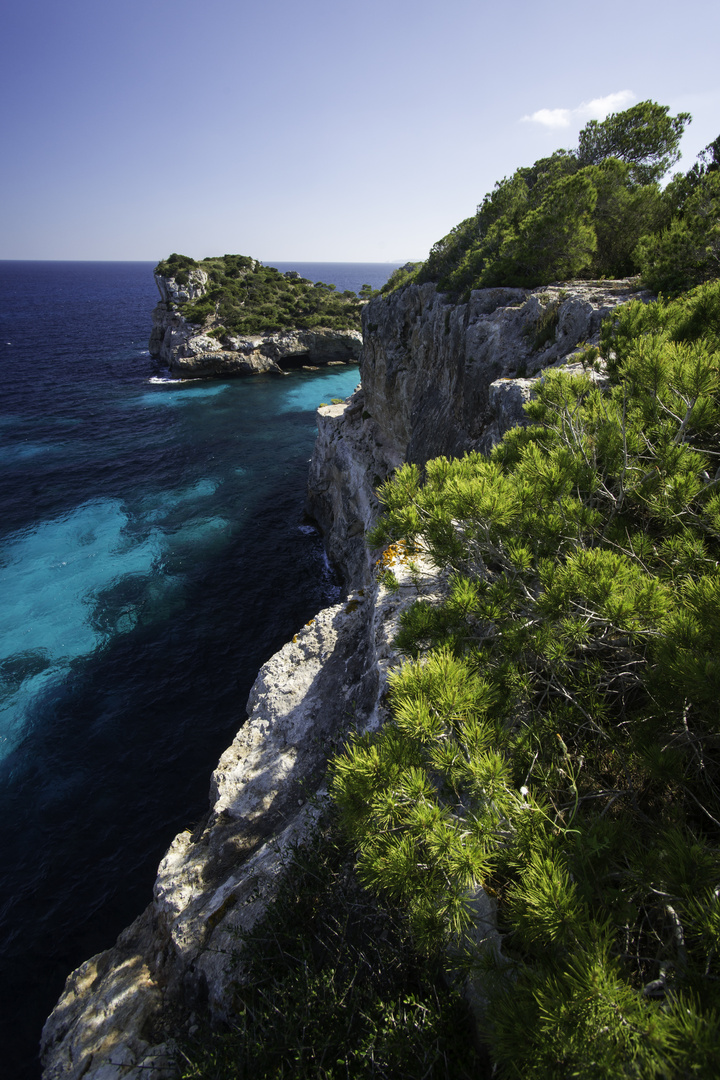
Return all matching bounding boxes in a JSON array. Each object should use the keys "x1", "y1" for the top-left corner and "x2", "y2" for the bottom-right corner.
[{"x1": 1, "y1": 0, "x2": 718, "y2": 263}]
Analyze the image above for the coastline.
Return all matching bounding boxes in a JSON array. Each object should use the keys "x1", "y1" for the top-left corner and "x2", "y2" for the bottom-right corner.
[{"x1": 40, "y1": 277, "x2": 646, "y2": 1078}]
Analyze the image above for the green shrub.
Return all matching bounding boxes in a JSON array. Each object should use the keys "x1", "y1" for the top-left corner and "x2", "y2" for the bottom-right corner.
[
  {"x1": 154, "y1": 255, "x2": 363, "y2": 336},
  {"x1": 635, "y1": 169, "x2": 720, "y2": 295},
  {"x1": 331, "y1": 286, "x2": 720, "y2": 1077},
  {"x1": 527, "y1": 299, "x2": 560, "y2": 350},
  {"x1": 600, "y1": 278, "x2": 720, "y2": 376},
  {"x1": 380, "y1": 263, "x2": 424, "y2": 295},
  {"x1": 177, "y1": 816, "x2": 484, "y2": 1079},
  {"x1": 155, "y1": 253, "x2": 199, "y2": 284}
]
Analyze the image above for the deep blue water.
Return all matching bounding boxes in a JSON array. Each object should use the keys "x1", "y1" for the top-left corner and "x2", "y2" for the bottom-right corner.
[{"x1": 0, "y1": 259, "x2": 398, "y2": 1079}]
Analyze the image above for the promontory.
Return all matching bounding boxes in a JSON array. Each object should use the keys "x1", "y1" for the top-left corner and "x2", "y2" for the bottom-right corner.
[{"x1": 149, "y1": 253, "x2": 363, "y2": 378}]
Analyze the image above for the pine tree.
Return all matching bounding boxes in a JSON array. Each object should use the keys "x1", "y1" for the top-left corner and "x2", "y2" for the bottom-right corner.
[{"x1": 330, "y1": 281, "x2": 720, "y2": 1077}]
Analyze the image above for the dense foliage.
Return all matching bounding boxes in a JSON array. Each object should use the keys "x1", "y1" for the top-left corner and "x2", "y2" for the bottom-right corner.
[
  {"x1": 393, "y1": 102, "x2": 719, "y2": 298},
  {"x1": 155, "y1": 253, "x2": 363, "y2": 336},
  {"x1": 178, "y1": 818, "x2": 485, "y2": 1079},
  {"x1": 330, "y1": 282, "x2": 720, "y2": 1077},
  {"x1": 636, "y1": 139, "x2": 720, "y2": 296},
  {"x1": 576, "y1": 101, "x2": 691, "y2": 185}
]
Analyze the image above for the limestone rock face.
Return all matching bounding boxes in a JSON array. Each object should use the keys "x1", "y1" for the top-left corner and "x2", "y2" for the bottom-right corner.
[
  {"x1": 306, "y1": 388, "x2": 404, "y2": 585},
  {"x1": 306, "y1": 279, "x2": 644, "y2": 582},
  {"x1": 155, "y1": 268, "x2": 210, "y2": 305},
  {"x1": 149, "y1": 273, "x2": 361, "y2": 378},
  {"x1": 41, "y1": 555, "x2": 434, "y2": 1080},
  {"x1": 360, "y1": 279, "x2": 649, "y2": 463}
]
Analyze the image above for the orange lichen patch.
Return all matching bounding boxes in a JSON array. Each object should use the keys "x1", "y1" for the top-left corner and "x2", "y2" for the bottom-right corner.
[{"x1": 375, "y1": 540, "x2": 414, "y2": 572}]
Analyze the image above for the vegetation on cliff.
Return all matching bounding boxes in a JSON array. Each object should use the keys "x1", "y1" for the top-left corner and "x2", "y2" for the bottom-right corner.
[
  {"x1": 172, "y1": 103, "x2": 720, "y2": 1080},
  {"x1": 383, "y1": 102, "x2": 718, "y2": 298},
  {"x1": 155, "y1": 253, "x2": 363, "y2": 336},
  {"x1": 180, "y1": 820, "x2": 484, "y2": 1079},
  {"x1": 330, "y1": 280, "x2": 720, "y2": 1077}
]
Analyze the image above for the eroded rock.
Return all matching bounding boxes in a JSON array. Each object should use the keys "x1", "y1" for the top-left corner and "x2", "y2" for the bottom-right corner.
[
  {"x1": 360, "y1": 278, "x2": 649, "y2": 462},
  {"x1": 306, "y1": 388, "x2": 404, "y2": 584}
]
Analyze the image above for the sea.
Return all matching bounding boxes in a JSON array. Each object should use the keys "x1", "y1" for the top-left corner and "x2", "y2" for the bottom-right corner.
[{"x1": 0, "y1": 259, "x2": 401, "y2": 1079}]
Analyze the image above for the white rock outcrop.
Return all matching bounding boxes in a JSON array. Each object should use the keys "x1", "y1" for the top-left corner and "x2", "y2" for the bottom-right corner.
[
  {"x1": 306, "y1": 389, "x2": 402, "y2": 584},
  {"x1": 41, "y1": 556, "x2": 436, "y2": 1080}
]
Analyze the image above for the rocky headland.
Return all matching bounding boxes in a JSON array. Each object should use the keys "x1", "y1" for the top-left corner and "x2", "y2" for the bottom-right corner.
[
  {"x1": 149, "y1": 264, "x2": 362, "y2": 378},
  {"x1": 41, "y1": 277, "x2": 649, "y2": 1079},
  {"x1": 307, "y1": 278, "x2": 647, "y2": 583}
]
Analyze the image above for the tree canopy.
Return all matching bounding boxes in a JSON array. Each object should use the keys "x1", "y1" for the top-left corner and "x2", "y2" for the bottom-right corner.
[
  {"x1": 576, "y1": 99, "x2": 691, "y2": 184},
  {"x1": 397, "y1": 102, "x2": 720, "y2": 297}
]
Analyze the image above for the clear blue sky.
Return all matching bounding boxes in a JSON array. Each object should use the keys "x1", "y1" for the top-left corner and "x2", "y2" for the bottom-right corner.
[{"x1": 1, "y1": 0, "x2": 718, "y2": 263}]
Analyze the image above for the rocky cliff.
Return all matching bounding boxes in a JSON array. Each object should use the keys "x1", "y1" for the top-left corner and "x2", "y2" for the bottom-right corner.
[
  {"x1": 307, "y1": 277, "x2": 647, "y2": 583},
  {"x1": 40, "y1": 564, "x2": 438, "y2": 1080},
  {"x1": 149, "y1": 269, "x2": 362, "y2": 378},
  {"x1": 41, "y1": 278, "x2": 648, "y2": 1079}
]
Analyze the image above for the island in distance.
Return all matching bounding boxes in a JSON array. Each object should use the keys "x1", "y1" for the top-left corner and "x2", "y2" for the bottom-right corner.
[{"x1": 149, "y1": 253, "x2": 364, "y2": 379}]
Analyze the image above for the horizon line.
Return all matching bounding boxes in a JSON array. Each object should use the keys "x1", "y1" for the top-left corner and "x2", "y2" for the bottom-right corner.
[{"x1": 0, "y1": 256, "x2": 418, "y2": 265}]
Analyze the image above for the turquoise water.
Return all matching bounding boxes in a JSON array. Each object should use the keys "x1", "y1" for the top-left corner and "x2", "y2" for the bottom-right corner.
[
  {"x1": 0, "y1": 260, "x2": 384, "y2": 1078},
  {"x1": 0, "y1": 365, "x2": 359, "y2": 763}
]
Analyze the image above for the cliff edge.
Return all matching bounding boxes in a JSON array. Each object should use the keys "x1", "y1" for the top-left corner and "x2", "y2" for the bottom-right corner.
[
  {"x1": 42, "y1": 278, "x2": 648, "y2": 1079},
  {"x1": 307, "y1": 278, "x2": 648, "y2": 582}
]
